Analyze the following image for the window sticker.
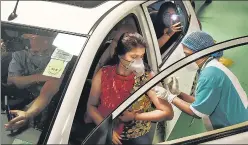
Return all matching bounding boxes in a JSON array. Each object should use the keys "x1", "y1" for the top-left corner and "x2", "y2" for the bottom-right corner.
[
  {"x1": 12, "y1": 138, "x2": 32, "y2": 144},
  {"x1": 51, "y1": 48, "x2": 73, "y2": 62},
  {"x1": 52, "y1": 33, "x2": 86, "y2": 56},
  {"x1": 43, "y1": 59, "x2": 68, "y2": 78}
]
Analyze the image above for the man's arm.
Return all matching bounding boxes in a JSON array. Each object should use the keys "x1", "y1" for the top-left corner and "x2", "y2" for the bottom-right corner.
[
  {"x1": 7, "y1": 74, "x2": 53, "y2": 89},
  {"x1": 5, "y1": 77, "x2": 63, "y2": 130},
  {"x1": 171, "y1": 75, "x2": 222, "y2": 119},
  {"x1": 8, "y1": 75, "x2": 38, "y2": 89},
  {"x1": 178, "y1": 92, "x2": 195, "y2": 103},
  {"x1": 7, "y1": 51, "x2": 53, "y2": 89},
  {"x1": 171, "y1": 96, "x2": 200, "y2": 118},
  {"x1": 26, "y1": 78, "x2": 62, "y2": 118}
]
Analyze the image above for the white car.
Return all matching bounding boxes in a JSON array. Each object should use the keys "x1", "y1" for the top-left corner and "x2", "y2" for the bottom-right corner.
[{"x1": 1, "y1": 0, "x2": 247, "y2": 144}]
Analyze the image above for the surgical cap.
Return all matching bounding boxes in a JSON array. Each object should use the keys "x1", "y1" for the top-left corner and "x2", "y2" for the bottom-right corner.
[{"x1": 182, "y1": 31, "x2": 223, "y2": 58}]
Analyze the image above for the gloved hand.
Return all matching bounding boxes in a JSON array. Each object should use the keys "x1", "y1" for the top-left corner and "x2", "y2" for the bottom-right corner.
[
  {"x1": 167, "y1": 76, "x2": 181, "y2": 96},
  {"x1": 153, "y1": 85, "x2": 177, "y2": 103}
]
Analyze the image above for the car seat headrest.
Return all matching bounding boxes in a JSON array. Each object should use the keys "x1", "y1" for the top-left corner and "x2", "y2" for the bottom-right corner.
[
  {"x1": 150, "y1": 11, "x2": 158, "y2": 24},
  {"x1": 5, "y1": 38, "x2": 30, "y2": 52}
]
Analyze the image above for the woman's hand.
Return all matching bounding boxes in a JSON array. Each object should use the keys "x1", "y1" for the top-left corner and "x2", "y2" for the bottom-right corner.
[
  {"x1": 119, "y1": 110, "x2": 138, "y2": 122},
  {"x1": 4, "y1": 110, "x2": 30, "y2": 131},
  {"x1": 164, "y1": 22, "x2": 182, "y2": 36},
  {"x1": 112, "y1": 131, "x2": 122, "y2": 145}
]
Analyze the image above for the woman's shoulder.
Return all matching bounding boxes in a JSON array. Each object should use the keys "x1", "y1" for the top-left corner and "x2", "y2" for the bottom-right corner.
[
  {"x1": 100, "y1": 65, "x2": 116, "y2": 76},
  {"x1": 101, "y1": 65, "x2": 116, "y2": 71}
]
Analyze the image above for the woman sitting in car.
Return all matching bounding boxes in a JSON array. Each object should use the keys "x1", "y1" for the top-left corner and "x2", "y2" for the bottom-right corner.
[
  {"x1": 154, "y1": 2, "x2": 182, "y2": 53},
  {"x1": 84, "y1": 32, "x2": 174, "y2": 145}
]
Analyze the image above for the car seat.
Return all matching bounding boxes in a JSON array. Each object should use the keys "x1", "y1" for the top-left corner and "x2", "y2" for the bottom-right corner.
[
  {"x1": 1, "y1": 38, "x2": 33, "y2": 111},
  {"x1": 93, "y1": 24, "x2": 137, "y2": 75},
  {"x1": 69, "y1": 22, "x2": 138, "y2": 144}
]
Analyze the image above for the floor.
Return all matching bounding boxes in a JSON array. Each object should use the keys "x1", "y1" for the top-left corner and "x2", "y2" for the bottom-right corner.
[
  {"x1": 163, "y1": 1, "x2": 248, "y2": 142},
  {"x1": 197, "y1": 1, "x2": 248, "y2": 94}
]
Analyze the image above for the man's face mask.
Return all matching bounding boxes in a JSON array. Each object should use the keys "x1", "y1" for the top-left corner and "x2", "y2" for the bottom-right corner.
[
  {"x1": 185, "y1": 62, "x2": 199, "y2": 72},
  {"x1": 181, "y1": 48, "x2": 199, "y2": 72},
  {"x1": 120, "y1": 56, "x2": 145, "y2": 77}
]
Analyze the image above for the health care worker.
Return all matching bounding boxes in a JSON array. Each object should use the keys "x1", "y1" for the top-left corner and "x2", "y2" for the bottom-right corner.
[{"x1": 158, "y1": 31, "x2": 248, "y2": 130}]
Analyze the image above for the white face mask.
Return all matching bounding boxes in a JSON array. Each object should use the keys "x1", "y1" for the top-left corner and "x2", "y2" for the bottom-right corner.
[
  {"x1": 128, "y1": 58, "x2": 145, "y2": 77},
  {"x1": 185, "y1": 62, "x2": 199, "y2": 72},
  {"x1": 180, "y1": 46, "x2": 199, "y2": 72},
  {"x1": 121, "y1": 56, "x2": 145, "y2": 77}
]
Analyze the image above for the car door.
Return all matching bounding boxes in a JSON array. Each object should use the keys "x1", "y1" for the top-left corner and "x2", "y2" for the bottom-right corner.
[
  {"x1": 82, "y1": 36, "x2": 248, "y2": 144},
  {"x1": 141, "y1": 0, "x2": 201, "y2": 139},
  {"x1": 59, "y1": 1, "x2": 159, "y2": 145}
]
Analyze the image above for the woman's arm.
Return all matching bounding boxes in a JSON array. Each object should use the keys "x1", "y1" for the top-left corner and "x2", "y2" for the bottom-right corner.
[
  {"x1": 158, "y1": 33, "x2": 171, "y2": 48},
  {"x1": 158, "y1": 23, "x2": 182, "y2": 49},
  {"x1": 135, "y1": 89, "x2": 174, "y2": 122},
  {"x1": 86, "y1": 69, "x2": 104, "y2": 126},
  {"x1": 135, "y1": 72, "x2": 174, "y2": 122}
]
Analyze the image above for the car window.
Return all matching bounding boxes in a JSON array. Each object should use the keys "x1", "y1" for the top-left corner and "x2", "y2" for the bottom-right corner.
[
  {"x1": 1, "y1": 22, "x2": 87, "y2": 144},
  {"x1": 82, "y1": 37, "x2": 248, "y2": 144},
  {"x1": 68, "y1": 13, "x2": 151, "y2": 145},
  {"x1": 144, "y1": 0, "x2": 189, "y2": 58}
]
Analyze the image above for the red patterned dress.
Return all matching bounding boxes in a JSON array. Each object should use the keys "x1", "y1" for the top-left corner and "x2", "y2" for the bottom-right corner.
[
  {"x1": 97, "y1": 65, "x2": 135, "y2": 134},
  {"x1": 85, "y1": 65, "x2": 154, "y2": 139}
]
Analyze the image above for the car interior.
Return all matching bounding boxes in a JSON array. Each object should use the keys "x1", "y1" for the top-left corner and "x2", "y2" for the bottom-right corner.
[
  {"x1": 1, "y1": 26, "x2": 34, "y2": 111},
  {"x1": 0, "y1": 1, "x2": 190, "y2": 144},
  {"x1": 1, "y1": 23, "x2": 76, "y2": 144},
  {"x1": 147, "y1": 1, "x2": 189, "y2": 60},
  {"x1": 68, "y1": 14, "x2": 146, "y2": 144},
  {"x1": 69, "y1": 1, "x2": 189, "y2": 144}
]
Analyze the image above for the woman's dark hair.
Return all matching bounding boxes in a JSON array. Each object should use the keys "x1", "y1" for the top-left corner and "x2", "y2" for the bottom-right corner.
[
  {"x1": 110, "y1": 32, "x2": 148, "y2": 65},
  {"x1": 154, "y1": 2, "x2": 177, "y2": 35},
  {"x1": 105, "y1": 32, "x2": 152, "y2": 72}
]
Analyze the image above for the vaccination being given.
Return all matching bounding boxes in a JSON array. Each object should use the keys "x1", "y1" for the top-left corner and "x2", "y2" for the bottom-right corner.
[
  {"x1": 84, "y1": 32, "x2": 175, "y2": 145},
  {"x1": 157, "y1": 31, "x2": 248, "y2": 131}
]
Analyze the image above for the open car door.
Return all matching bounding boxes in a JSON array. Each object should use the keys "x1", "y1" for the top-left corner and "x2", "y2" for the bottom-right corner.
[{"x1": 82, "y1": 36, "x2": 248, "y2": 144}]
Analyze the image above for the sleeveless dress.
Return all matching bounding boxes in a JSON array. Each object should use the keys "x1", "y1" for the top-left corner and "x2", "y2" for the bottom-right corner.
[
  {"x1": 97, "y1": 65, "x2": 135, "y2": 134},
  {"x1": 86, "y1": 65, "x2": 154, "y2": 139}
]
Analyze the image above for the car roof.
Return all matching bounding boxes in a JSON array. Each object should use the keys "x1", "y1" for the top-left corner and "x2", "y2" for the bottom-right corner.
[
  {"x1": 50, "y1": 1, "x2": 107, "y2": 9},
  {"x1": 1, "y1": 1, "x2": 122, "y2": 35}
]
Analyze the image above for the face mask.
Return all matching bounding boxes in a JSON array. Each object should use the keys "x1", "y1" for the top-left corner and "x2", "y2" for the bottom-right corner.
[
  {"x1": 129, "y1": 58, "x2": 145, "y2": 77},
  {"x1": 181, "y1": 47, "x2": 199, "y2": 72},
  {"x1": 120, "y1": 56, "x2": 145, "y2": 77},
  {"x1": 185, "y1": 62, "x2": 199, "y2": 72},
  {"x1": 28, "y1": 50, "x2": 49, "y2": 71}
]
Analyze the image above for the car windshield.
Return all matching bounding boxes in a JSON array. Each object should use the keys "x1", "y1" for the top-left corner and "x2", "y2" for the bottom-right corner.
[{"x1": 1, "y1": 22, "x2": 87, "y2": 144}]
